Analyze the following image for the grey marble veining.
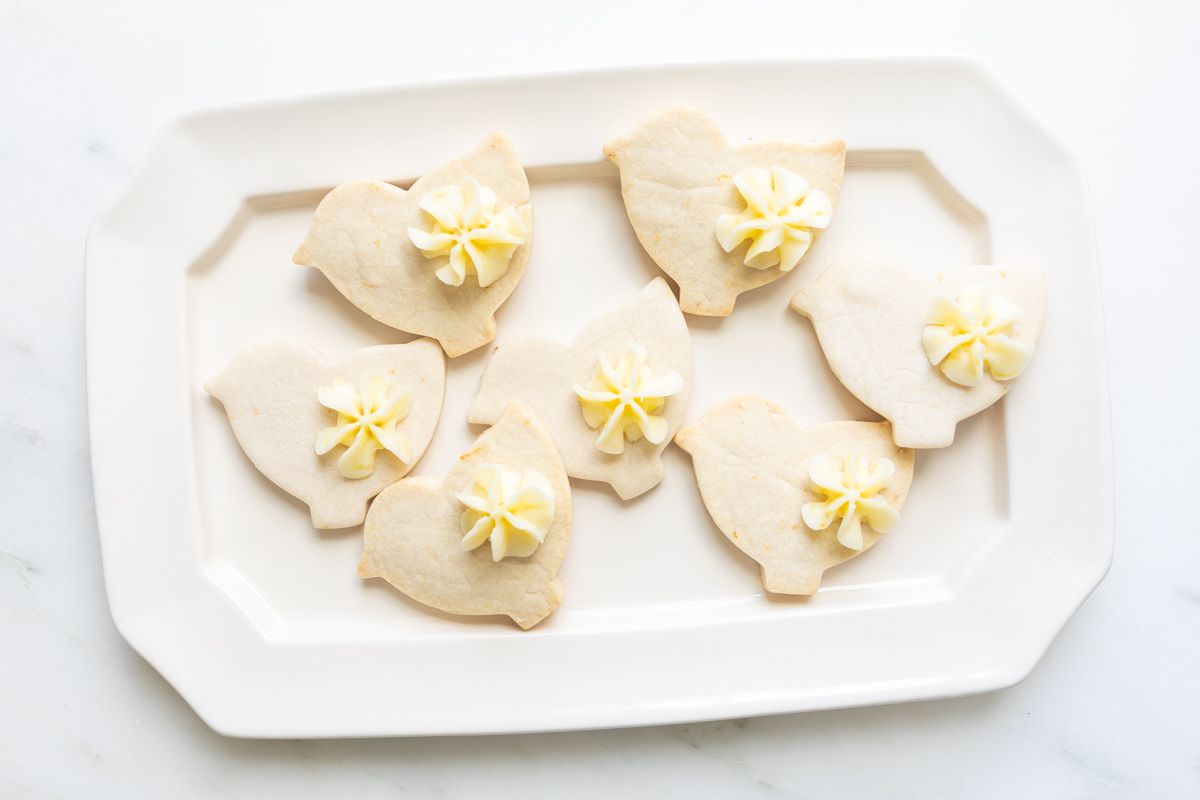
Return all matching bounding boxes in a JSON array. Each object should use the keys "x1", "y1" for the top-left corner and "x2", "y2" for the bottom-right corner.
[{"x1": 2, "y1": 1, "x2": 1198, "y2": 797}]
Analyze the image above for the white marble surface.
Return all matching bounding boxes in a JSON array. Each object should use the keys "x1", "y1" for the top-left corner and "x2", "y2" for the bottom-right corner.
[{"x1": 2, "y1": 0, "x2": 1197, "y2": 796}]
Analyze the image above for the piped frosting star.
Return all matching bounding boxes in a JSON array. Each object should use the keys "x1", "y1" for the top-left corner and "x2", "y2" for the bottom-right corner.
[
  {"x1": 573, "y1": 342, "x2": 684, "y2": 455},
  {"x1": 315, "y1": 369, "x2": 412, "y2": 479},
  {"x1": 456, "y1": 463, "x2": 556, "y2": 561},
  {"x1": 801, "y1": 454, "x2": 900, "y2": 550},
  {"x1": 715, "y1": 166, "x2": 833, "y2": 272},
  {"x1": 923, "y1": 288, "x2": 1031, "y2": 387},
  {"x1": 408, "y1": 176, "x2": 526, "y2": 288}
]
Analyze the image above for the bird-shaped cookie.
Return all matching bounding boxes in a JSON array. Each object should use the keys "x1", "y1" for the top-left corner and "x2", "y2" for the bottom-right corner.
[
  {"x1": 605, "y1": 108, "x2": 845, "y2": 316},
  {"x1": 360, "y1": 402, "x2": 572, "y2": 630},
  {"x1": 676, "y1": 396, "x2": 915, "y2": 595},
  {"x1": 790, "y1": 257, "x2": 1045, "y2": 448},
  {"x1": 205, "y1": 339, "x2": 445, "y2": 529},
  {"x1": 294, "y1": 133, "x2": 533, "y2": 357},
  {"x1": 468, "y1": 278, "x2": 692, "y2": 499}
]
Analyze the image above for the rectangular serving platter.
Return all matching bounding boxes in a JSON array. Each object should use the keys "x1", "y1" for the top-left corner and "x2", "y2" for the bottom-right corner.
[{"x1": 86, "y1": 59, "x2": 1112, "y2": 737}]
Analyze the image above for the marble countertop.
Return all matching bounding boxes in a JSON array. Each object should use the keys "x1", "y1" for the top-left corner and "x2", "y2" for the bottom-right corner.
[{"x1": 2, "y1": 0, "x2": 1197, "y2": 797}]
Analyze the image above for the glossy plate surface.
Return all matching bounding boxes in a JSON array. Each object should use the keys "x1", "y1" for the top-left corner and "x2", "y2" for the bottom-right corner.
[{"x1": 86, "y1": 60, "x2": 1111, "y2": 737}]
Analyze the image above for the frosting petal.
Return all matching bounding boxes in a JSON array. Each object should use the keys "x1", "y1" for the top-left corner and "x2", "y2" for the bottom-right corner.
[
  {"x1": 338, "y1": 428, "x2": 378, "y2": 479},
  {"x1": 801, "y1": 499, "x2": 839, "y2": 533},
  {"x1": 940, "y1": 343, "x2": 984, "y2": 387},
  {"x1": 806, "y1": 454, "x2": 839, "y2": 493},
  {"x1": 406, "y1": 228, "x2": 455, "y2": 253},
  {"x1": 777, "y1": 231, "x2": 814, "y2": 273},
  {"x1": 983, "y1": 333, "x2": 1032, "y2": 380},
  {"x1": 855, "y1": 456, "x2": 895, "y2": 494},
  {"x1": 316, "y1": 382, "x2": 360, "y2": 417},
  {"x1": 593, "y1": 408, "x2": 629, "y2": 455},
  {"x1": 314, "y1": 423, "x2": 352, "y2": 456},
  {"x1": 858, "y1": 496, "x2": 901, "y2": 534},
  {"x1": 373, "y1": 424, "x2": 413, "y2": 465},
  {"x1": 640, "y1": 413, "x2": 670, "y2": 445},
  {"x1": 835, "y1": 505, "x2": 864, "y2": 551},
  {"x1": 459, "y1": 514, "x2": 494, "y2": 551},
  {"x1": 788, "y1": 187, "x2": 833, "y2": 229}
]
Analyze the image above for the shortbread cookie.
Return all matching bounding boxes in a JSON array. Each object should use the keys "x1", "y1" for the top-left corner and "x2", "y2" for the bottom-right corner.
[
  {"x1": 790, "y1": 257, "x2": 1045, "y2": 448},
  {"x1": 675, "y1": 396, "x2": 914, "y2": 595},
  {"x1": 468, "y1": 278, "x2": 692, "y2": 499},
  {"x1": 205, "y1": 339, "x2": 445, "y2": 529},
  {"x1": 604, "y1": 108, "x2": 845, "y2": 316},
  {"x1": 294, "y1": 133, "x2": 533, "y2": 357},
  {"x1": 359, "y1": 402, "x2": 571, "y2": 630}
]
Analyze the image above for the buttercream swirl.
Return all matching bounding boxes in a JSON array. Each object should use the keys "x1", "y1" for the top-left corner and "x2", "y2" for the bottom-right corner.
[
  {"x1": 408, "y1": 176, "x2": 526, "y2": 287},
  {"x1": 923, "y1": 288, "x2": 1031, "y2": 387},
  {"x1": 315, "y1": 369, "x2": 412, "y2": 479},
  {"x1": 573, "y1": 342, "x2": 684, "y2": 455},
  {"x1": 456, "y1": 463, "x2": 556, "y2": 561},
  {"x1": 801, "y1": 454, "x2": 899, "y2": 551},
  {"x1": 715, "y1": 166, "x2": 832, "y2": 272}
]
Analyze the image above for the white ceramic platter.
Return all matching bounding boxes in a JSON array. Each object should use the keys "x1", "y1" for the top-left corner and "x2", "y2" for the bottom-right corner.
[{"x1": 86, "y1": 60, "x2": 1111, "y2": 737}]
